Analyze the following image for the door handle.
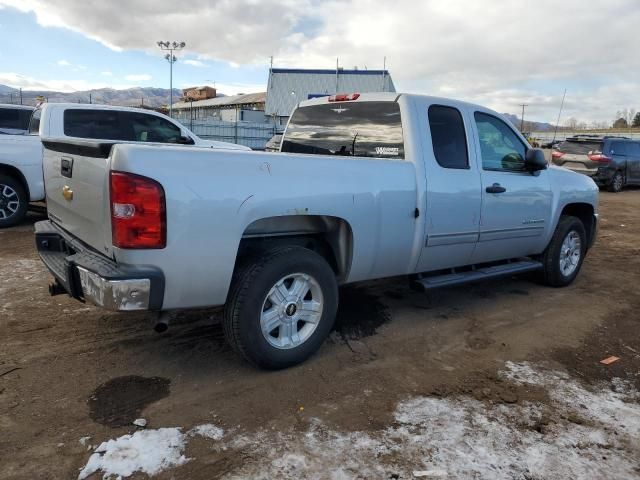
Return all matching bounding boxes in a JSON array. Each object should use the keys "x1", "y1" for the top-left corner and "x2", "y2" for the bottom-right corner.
[{"x1": 486, "y1": 183, "x2": 506, "y2": 194}]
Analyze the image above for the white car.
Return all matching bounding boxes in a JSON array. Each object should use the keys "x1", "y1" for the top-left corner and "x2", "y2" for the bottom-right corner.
[{"x1": 0, "y1": 103, "x2": 249, "y2": 227}]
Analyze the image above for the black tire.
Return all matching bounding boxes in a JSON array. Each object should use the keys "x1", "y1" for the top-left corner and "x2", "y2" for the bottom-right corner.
[
  {"x1": 0, "y1": 174, "x2": 28, "y2": 228},
  {"x1": 608, "y1": 170, "x2": 624, "y2": 193},
  {"x1": 223, "y1": 246, "x2": 339, "y2": 369},
  {"x1": 539, "y1": 215, "x2": 587, "y2": 287}
]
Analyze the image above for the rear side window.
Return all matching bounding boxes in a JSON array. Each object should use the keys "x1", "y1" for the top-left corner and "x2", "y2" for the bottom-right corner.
[
  {"x1": 64, "y1": 109, "x2": 182, "y2": 143},
  {"x1": 428, "y1": 105, "x2": 469, "y2": 169},
  {"x1": 609, "y1": 142, "x2": 628, "y2": 156},
  {"x1": 557, "y1": 140, "x2": 603, "y2": 155},
  {"x1": 0, "y1": 108, "x2": 33, "y2": 130},
  {"x1": 281, "y1": 101, "x2": 404, "y2": 159}
]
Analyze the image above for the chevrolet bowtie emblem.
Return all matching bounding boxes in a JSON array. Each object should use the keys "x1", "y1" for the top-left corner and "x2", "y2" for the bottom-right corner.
[{"x1": 62, "y1": 185, "x2": 73, "y2": 201}]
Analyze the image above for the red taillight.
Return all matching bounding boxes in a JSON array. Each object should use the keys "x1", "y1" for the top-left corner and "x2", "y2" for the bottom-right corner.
[
  {"x1": 110, "y1": 171, "x2": 166, "y2": 249},
  {"x1": 551, "y1": 151, "x2": 564, "y2": 160},
  {"x1": 328, "y1": 93, "x2": 360, "y2": 102},
  {"x1": 588, "y1": 151, "x2": 611, "y2": 163}
]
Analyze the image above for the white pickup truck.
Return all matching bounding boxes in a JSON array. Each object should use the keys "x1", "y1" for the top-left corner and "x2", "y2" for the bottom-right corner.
[
  {"x1": 0, "y1": 103, "x2": 249, "y2": 227},
  {"x1": 35, "y1": 93, "x2": 599, "y2": 368}
]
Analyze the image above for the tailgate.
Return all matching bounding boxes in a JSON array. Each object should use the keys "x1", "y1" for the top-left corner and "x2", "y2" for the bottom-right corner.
[{"x1": 42, "y1": 139, "x2": 115, "y2": 257}]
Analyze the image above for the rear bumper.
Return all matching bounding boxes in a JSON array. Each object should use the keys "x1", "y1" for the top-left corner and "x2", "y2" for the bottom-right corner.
[
  {"x1": 555, "y1": 164, "x2": 614, "y2": 185},
  {"x1": 35, "y1": 220, "x2": 164, "y2": 311}
]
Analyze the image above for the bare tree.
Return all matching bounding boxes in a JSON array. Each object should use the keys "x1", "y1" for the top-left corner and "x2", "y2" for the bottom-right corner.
[{"x1": 565, "y1": 117, "x2": 578, "y2": 129}]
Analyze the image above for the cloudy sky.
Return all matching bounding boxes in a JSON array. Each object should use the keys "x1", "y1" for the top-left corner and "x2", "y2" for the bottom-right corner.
[{"x1": 0, "y1": 0, "x2": 638, "y2": 123}]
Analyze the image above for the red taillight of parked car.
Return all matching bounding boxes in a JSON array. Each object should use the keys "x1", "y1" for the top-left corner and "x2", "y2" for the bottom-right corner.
[
  {"x1": 110, "y1": 171, "x2": 166, "y2": 249},
  {"x1": 551, "y1": 150, "x2": 564, "y2": 160},
  {"x1": 587, "y1": 151, "x2": 611, "y2": 163}
]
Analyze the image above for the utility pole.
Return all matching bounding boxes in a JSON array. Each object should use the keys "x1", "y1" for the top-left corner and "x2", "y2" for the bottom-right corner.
[
  {"x1": 19, "y1": 88, "x2": 23, "y2": 105},
  {"x1": 381, "y1": 56, "x2": 387, "y2": 92},
  {"x1": 519, "y1": 103, "x2": 528, "y2": 132},
  {"x1": 89, "y1": 93, "x2": 92, "y2": 104},
  {"x1": 157, "y1": 41, "x2": 186, "y2": 117}
]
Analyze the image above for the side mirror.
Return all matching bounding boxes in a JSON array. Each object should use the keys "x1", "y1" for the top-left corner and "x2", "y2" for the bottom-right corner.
[
  {"x1": 525, "y1": 148, "x2": 547, "y2": 172},
  {"x1": 177, "y1": 135, "x2": 195, "y2": 145}
]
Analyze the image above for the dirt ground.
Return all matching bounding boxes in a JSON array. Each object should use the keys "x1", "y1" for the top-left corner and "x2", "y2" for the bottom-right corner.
[{"x1": 1, "y1": 190, "x2": 639, "y2": 479}]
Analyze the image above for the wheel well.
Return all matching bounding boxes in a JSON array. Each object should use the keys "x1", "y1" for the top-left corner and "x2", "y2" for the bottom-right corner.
[
  {"x1": 561, "y1": 203, "x2": 595, "y2": 248},
  {"x1": 0, "y1": 163, "x2": 30, "y2": 199},
  {"x1": 237, "y1": 215, "x2": 353, "y2": 281}
]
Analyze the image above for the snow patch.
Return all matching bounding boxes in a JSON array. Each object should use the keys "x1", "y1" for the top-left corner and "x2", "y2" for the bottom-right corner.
[
  {"x1": 78, "y1": 428, "x2": 188, "y2": 479},
  {"x1": 188, "y1": 423, "x2": 224, "y2": 441},
  {"x1": 220, "y1": 362, "x2": 640, "y2": 479},
  {"x1": 78, "y1": 364, "x2": 640, "y2": 479}
]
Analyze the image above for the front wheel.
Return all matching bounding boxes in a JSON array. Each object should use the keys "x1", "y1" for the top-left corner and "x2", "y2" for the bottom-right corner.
[
  {"x1": 0, "y1": 174, "x2": 28, "y2": 228},
  {"x1": 539, "y1": 215, "x2": 587, "y2": 287},
  {"x1": 223, "y1": 246, "x2": 338, "y2": 369},
  {"x1": 608, "y1": 171, "x2": 624, "y2": 193}
]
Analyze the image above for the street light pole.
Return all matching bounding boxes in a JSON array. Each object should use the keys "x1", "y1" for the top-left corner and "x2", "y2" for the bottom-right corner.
[{"x1": 157, "y1": 41, "x2": 186, "y2": 117}]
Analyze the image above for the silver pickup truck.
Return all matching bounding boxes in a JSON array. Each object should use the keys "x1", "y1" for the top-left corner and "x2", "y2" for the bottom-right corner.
[{"x1": 35, "y1": 93, "x2": 598, "y2": 368}]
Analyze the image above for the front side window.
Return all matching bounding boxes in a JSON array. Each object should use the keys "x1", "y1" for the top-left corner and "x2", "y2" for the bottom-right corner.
[
  {"x1": 124, "y1": 112, "x2": 182, "y2": 143},
  {"x1": 428, "y1": 105, "x2": 469, "y2": 169},
  {"x1": 474, "y1": 112, "x2": 526, "y2": 172},
  {"x1": 281, "y1": 101, "x2": 405, "y2": 159},
  {"x1": 627, "y1": 142, "x2": 640, "y2": 156}
]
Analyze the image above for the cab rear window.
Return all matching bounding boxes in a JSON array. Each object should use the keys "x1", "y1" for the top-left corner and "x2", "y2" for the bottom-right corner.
[{"x1": 281, "y1": 101, "x2": 405, "y2": 159}]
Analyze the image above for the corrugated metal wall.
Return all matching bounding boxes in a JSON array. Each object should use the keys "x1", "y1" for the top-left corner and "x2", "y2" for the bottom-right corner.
[{"x1": 178, "y1": 119, "x2": 282, "y2": 150}]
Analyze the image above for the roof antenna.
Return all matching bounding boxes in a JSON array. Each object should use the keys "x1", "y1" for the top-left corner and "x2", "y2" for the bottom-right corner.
[{"x1": 552, "y1": 89, "x2": 567, "y2": 145}]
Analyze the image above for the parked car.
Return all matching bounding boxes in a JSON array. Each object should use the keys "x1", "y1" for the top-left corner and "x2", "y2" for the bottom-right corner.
[
  {"x1": 551, "y1": 136, "x2": 640, "y2": 192},
  {"x1": 35, "y1": 93, "x2": 598, "y2": 368},
  {"x1": 0, "y1": 104, "x2": 34, "y2": 135},
  {"x1": 265, "y1": 134, "x2": 283, "y2": 152},
  {"x1": 0, "y1": 103, "x2": 249, "y2": 227}
]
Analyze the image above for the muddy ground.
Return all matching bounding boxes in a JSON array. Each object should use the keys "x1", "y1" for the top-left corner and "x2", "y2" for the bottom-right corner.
[{"x1": 1, "y1": 190, "x2": 639, "y2": 479}]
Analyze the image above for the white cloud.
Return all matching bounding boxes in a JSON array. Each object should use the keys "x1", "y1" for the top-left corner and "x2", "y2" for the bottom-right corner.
[
  {"x1": 56, "y1": 59, "x2": 71, "y2": 67},
  {"x1": 1, "y1": 0, "x2": 639, "y2": 122},
  {"x1": 124, "y1": 74, "x2": 152, "y2": 82},
  {"x1": 0, "y1": 72, "x2": 133, "y2": 92},
  {"x1": 101, "y1": 71, "x2": 113, "y2": 77},
  {"x1": 183, "y1": 59, "x2": 207, "y2": 68}
]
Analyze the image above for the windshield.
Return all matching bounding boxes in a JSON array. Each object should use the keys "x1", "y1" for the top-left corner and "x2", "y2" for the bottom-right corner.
[
  {"x1": 0, "y1": 107, "x2": 33, "y2": 131},
  {"x1": 282, "y1": 101, "x2": 405, "y2": 159}
]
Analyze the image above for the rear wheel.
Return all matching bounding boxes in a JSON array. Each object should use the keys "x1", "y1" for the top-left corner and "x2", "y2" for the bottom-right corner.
[
  {"x1": 223, "y1": 246, "x2": 338, "y2": 369},
  {"x1": 608, "y1": 170, "x2": 624, "y2": 193},
  {"x1": 0, "y1": 174, "x2": 28, "y2": 228},
  {"x1": 539, "y1": 215, "x2": 586, "y2": 287}
]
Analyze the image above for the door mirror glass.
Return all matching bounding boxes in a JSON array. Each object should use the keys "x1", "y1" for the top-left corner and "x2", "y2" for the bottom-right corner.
[{"x1": 525, "y1": 148, "x2": 548, "y2": 172}]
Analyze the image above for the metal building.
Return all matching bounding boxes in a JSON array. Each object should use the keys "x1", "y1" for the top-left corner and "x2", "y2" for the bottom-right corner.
[
  {"x1": 171, "y1": 92, "x2": 266, "y2": 124},
  {"x1": 265, "y1": 68, "x2": 395, "y2": 126}
]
